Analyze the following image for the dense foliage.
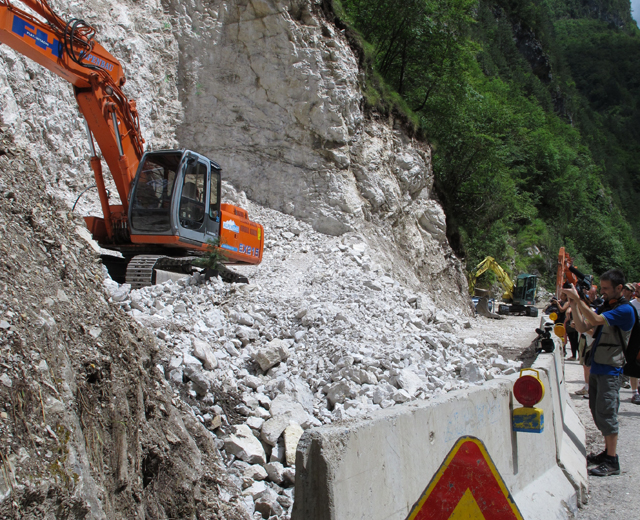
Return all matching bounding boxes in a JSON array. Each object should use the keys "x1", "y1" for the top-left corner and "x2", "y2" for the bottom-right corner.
[{"x1": 335, "y1": 0, "x2": 640, "y2": 286}]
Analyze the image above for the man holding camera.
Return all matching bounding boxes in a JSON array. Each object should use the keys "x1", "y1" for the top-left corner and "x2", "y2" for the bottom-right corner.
[{"x1": 562, "y1": 269, "x2": 635, "y2": 477}]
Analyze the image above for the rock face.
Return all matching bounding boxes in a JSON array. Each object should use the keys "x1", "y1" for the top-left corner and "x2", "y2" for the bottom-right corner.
[
  {"x1": 166, "y1": 0, "x2": 467, "y2": 299},
  {"x1": 0, "y1": 0, "x2": 468, "y2": 305}
]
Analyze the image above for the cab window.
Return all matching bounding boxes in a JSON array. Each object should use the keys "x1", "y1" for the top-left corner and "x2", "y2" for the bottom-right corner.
[
  {"x1": 209, "y1": 168, "x2": 220, "y2": 220},
  {"x1": 179, "y1": 160, "x2": 207, "y2": 229}
]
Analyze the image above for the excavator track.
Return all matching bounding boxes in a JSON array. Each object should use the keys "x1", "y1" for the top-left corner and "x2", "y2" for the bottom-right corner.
[{"x1": 125, "y1": 255, "x2": 248, "y2": 290}]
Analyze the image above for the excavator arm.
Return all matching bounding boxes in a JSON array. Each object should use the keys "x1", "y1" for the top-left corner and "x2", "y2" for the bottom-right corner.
[
  {"x1": 468, "y1": 256, "x2": 515, "y2": 301},
  {"x1": 0, "y1": 0, "x2": 144, "y2": 240},
  {"x1": 556, "y1": 247, "x2": 581, "y2": 297},
  {"x1": 1, "y1": 0, "x2": 265, "y2": 281}
]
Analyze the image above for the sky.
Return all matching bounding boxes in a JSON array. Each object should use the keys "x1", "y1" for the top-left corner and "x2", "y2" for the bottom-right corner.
[{"x1": 633, "y1": 0, "x2": 640, "y2": 25}]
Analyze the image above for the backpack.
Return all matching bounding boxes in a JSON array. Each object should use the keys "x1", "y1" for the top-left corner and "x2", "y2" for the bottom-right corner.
[{"x1": 616, "y1": 304, "x2": 640, "y2": 369}]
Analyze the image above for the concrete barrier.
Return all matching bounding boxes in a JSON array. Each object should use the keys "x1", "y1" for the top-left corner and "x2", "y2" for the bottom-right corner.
[{"x1": 292, "y1": 344, "x2": 587, "y2": 520}]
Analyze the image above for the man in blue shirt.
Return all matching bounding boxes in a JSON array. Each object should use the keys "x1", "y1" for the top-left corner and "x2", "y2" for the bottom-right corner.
[{"x1": 563, "y1": 269, "x2": 635, "y2": 477}]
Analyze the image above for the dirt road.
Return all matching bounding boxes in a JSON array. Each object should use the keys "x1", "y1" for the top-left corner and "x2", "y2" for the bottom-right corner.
[
  {"x1": 459, "y1": 314, "x2": 541, "y2": 361},
  {"x1": 564, "y1": 360, "x2": 640, "y2": 519},
  {"x1": 470, "y1": 312, "x2": 640, "y2": 519}
]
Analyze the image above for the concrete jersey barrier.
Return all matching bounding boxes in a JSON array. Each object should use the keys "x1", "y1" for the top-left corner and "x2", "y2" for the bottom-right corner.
[{"x1": 292, "y1": 344, "x2": 587, "y2": 520}]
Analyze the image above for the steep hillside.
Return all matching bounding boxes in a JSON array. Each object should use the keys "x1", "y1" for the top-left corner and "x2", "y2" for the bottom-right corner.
[
  {"x1": 0, "y1": 133, "x2": 244, "y2": 519},
  {"x1": 552, "y1": 5, "x2": 640, "y2": 234},
  {"x1": 334, "y1": 0, "x2": 640, "y2": 284}
]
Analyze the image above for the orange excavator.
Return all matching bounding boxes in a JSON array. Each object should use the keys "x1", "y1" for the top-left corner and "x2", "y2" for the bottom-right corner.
[
  {"x1": 556, "y1": 247, "x2": 595, "y2": 297},
  {"x1": 0, "y1": 0, "x2": 264, "y2": 287}
]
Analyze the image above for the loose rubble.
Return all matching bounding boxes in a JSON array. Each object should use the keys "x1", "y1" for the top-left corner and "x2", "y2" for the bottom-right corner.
[{"x1": 99, "y1": 188, "x2": 521, "y2": 518}]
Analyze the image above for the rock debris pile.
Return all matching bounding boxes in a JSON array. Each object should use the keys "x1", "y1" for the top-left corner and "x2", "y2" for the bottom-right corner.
[{"x1": 103, "y1": 188, "x2": 521, "y2": 519}]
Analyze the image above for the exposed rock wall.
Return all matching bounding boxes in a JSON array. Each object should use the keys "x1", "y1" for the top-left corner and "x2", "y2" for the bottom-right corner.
[
  {"x1": 168, "y1": 0, "x2": 467, "y2": 299},
  {"x1": 0, "y1": 0, "x2": 468, "y2": 305}
]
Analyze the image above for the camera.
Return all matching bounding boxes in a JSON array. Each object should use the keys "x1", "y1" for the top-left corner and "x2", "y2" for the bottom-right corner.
[
  {"x1": 534, "y1": 326, "x2": 555, "y2": 353},
  {"x1": 568, "y1": 266, "x2": 594, "y2": 300}
]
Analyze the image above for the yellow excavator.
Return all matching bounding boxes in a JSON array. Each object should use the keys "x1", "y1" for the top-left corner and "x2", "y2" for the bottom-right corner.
[{"x1": 468, "y1": 257, "x2": 538, "y2": 317}]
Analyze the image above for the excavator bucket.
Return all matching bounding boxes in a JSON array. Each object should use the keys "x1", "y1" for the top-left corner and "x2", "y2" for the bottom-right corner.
[{"x1": 476, "y1": 297, "x2": 505, "y2": 320}]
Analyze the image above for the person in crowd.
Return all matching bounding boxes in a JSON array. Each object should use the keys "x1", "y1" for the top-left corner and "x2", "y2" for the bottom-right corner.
[
  {"x1": 565, "y1": 307, "x2": 579, "y2": 360},
  {"x1": 554, "y1": 292, "x2": 570, "y2": 355},
  {"x1": 627, "y1": 283, "x2": 640, "y2": 405},
  {"x1": 623, "y1": 282, "x2": 635, "y2": 302},
  {"x1": 563, "y1": 270, "x2": 635, "y2": 477},
  {"x1": 575, "y1": 286, "x2": 599, "y2": 397}
]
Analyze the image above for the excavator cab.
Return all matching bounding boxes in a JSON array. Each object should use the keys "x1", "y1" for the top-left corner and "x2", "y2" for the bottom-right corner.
[
  {"x1": 512, "y1": 274, "x2": 537, "y2": 307},
  {"x1": 129, "y1": 149, "x2": 221, "y2": 242},
  {"x1": 129, "y1": 150, "x2": 263, "y2": 264}
]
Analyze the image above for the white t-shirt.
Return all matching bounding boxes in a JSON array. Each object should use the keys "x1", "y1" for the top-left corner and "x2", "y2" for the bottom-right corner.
[{"x1": 631, "y1": 298, "x2": 640, "y2": 316}]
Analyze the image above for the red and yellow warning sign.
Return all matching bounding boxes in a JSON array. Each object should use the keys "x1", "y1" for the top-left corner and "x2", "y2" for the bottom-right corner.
[{"x1": 406, "y1": 436, "x2": 524, "y2": 520}]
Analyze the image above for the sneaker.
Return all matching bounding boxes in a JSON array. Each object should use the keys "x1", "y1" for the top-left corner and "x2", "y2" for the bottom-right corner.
[
  {"x1": 567, "y1": 356, "x2": 576, "y2": 361},
  {"x1": 587, "y1": 451, "x2": 607, "y2": 467},
  {"x1": 631, "y1": 393, "x2": 640, "y2": 405},
  {"x1": 575, "y1": 387, "x2": 589, "y2": 396},
  {"x1": 589, "y1": 456, "x2": 620, "y2": 477}
]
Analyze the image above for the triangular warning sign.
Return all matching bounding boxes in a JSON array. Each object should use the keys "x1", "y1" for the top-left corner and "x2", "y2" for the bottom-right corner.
[{"x1": 406, "y1": 436, "x2": 523, "y2": 520}]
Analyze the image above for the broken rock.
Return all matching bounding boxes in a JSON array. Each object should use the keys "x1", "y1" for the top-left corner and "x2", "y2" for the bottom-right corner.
[
  {"x1": 283, "y1": 422, "x2": 304, "y2": 466},
  {"x1": 395, "y1": 369, "x2": 423, "y2": 396},
  {"x1": 243, "y1": 464, "x2": 268, "y2": 481},
  {"x1": 224, "y1": 424, "x2": 267, "y2": 465},
  {"x1": 461, "y1": 362, "x2": 484, "y2": 383},
  {"x1": 326, "y1": 381, "x2": 353, "y2": 408},
  {"x1": 183, "y1": 366, "x2": 211, "y2": 395},
  {"x1": 261, "y1": 415, "x2": 294, "y2": 447},
  {"x1": 192, "y1": 338, "x2": 218, "y2": 370},
  {"x1": 252, "y1": 339, "x2": 289, "y2": 372},
  {"x1": 265, "y1": 462, "x2": 285, "y2": 484},
  {"x1": 255, "y1": 495, "x2": 284, "y2": 518}
]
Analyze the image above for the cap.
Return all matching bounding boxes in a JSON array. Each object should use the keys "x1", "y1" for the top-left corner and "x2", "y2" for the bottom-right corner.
[{"x1": 625, "y1": 283, "x2": 635, "y2": 292}]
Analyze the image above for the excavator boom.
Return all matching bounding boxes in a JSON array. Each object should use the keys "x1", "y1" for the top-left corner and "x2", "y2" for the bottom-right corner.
[
  {"x1": 0, "y1": 5, "x2": 124, "y2": 87},
  {"x1": 468, "y1": 256, "x2": 515, "y2": 300},
  {"x1": 0, "y1": 0, "x2": 143, "y2": 240},
  {"x1": 556, "y1": 247, "x2": 584, "y2": 297}
]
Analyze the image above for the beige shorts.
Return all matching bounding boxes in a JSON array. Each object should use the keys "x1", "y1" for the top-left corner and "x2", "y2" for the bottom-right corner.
[{"x1": 578, "y1": 335, "x2": 592, "y2": 366}]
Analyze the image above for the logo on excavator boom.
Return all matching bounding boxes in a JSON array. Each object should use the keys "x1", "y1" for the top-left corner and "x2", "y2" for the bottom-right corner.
[
  {"x1": 11, "y1": 14, "x2": 114, "y2": 72},
  {"x1": 12, "y1": 15, "x2": 61, "y2": 58},
  {"x1": 84, "y1": 53, "x2": 114, "y2": 72}
]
